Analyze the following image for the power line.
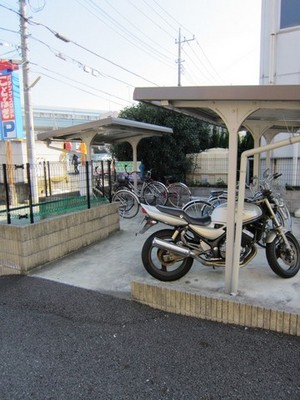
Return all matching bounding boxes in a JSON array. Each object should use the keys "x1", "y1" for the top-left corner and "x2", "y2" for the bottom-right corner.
[
  {"x1": 75, "y1": 0, "x2": 174, "y2": 66},
  {"x1": 1, "y1": 2, "x2": 161, "y2": 86},
  {"x1": 31, "y1": 35, "x2": 136, "y2": 88},
  {"x1": 0, "y1": 26, "x2": 20, "y2": 35},
  {"x1": 151, "y1": 0, "x2": 193, "y2": 36},
  {"x1": 182, "y1": 44, "x2": 221, "y2": 84},
  {"x1": 0, "y1": 3, "x2": 19, "y2": 16},
  {"x1": 27, "y1": 18, "x2": 160, "y2": 86},
  {"x1": 30, "y1": 63, "x2": 132, "y2": 107},
  {"x1": 193, "y1": 39, "x2": 225, "y2": 83},
  {"x1": 147, "y1": 1, "x2": 224, "y2": 84},
  {"x1": 102, "y1": 0, "x2": 175, "y2": 60},
  {"x1": 127, "y1": 0, "x2": 175, "y2": 39},
  {"x1": 142, "y1": 0, "x2": 178, "y2": 34}
]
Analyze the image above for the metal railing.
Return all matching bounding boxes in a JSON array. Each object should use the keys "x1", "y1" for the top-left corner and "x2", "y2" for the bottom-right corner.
[{"x1": 0, "y1": 160, "x2": 114, "y2": 225}]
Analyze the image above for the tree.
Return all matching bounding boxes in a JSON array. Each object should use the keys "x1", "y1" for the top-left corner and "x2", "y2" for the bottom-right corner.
[
  {"x1": 238, "y1": 131, "x2": 254, "y2": 155},
  {"x1": 112, "y1": 103, "x2": 210, "y2": 182},
  {"x1": 208, "y1": 126, "x2": 229, "y2": 148}
]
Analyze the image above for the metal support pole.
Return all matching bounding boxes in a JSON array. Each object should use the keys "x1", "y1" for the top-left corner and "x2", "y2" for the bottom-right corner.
[
  {"x1": 3, "y1": 164, "x2": 11, "y2": 224},
  {"x1": 47, "y1": 161, "x2": 52, "y2": 196},
  {"x1": 100, "y1": 160, "x2": 105, "y2": 196},
  {"x1": 230, "y1": 135, "x2": 300, "y2": 294},
  {"x1": 43, "y1": 161, "x2": 48, "y2": 197},
  {"x1": 86, "y1": 161, "x2": 91, "y2": 209},
  {"x1": 224, "y1": 124, "x2": 239, "y2": 294},
  {"x1": 26, "y1": 163, "x2": 34, "y2": 223},
  {"x1": 107, "y1": 160, "x2": 112, "y2": 202}
]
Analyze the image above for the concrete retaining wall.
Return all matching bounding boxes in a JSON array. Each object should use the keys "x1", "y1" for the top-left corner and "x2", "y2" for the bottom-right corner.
[{"x1": 0, "y1": 203, "x2": 120, "y2": 276}]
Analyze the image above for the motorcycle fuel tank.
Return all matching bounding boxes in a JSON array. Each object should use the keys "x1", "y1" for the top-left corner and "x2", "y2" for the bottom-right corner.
[{"x1": 211, "y1": 202, "x2": 262, "y2": 224}]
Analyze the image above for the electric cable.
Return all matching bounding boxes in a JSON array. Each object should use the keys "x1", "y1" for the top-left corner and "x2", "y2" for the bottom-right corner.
[
  {"x1": 102, "y1": 0, "x2": 175, "y2": 59},
  {"x1": 75, "y1": 0, "x2": 174, "y2": 66},
  {"x1": 30, "y1": 64, "x2": 132, "y2": 108},
  {"x1": 31, "y1": 35, "x2": 136, "y2": 88},
  {"x1": 141, "y1": 0, "x2": 178, "y2": 35},
  {"x1": 30, "y1": 61, "x2": 133, "y2": 104},
  {"x1": 27, "y1": 18, "x2": 160, "y2": 86},
  {"x1": 127, "y1": 0, "x2": 175, "y2": 39}
]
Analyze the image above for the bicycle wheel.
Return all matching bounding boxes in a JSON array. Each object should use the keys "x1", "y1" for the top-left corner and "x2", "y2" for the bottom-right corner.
[
  {"x1": 142, "y1": 182, "x2": 168, "y2": 206},
  {"x1": 112, "y1": 190, "x2": 140, "y2": 218},
  {"x1": 182, "y1": 199, "x2": 214, "y2": 217},
  {"x1": 168, "y1": 182, "x2": 191, "y2": 207}
]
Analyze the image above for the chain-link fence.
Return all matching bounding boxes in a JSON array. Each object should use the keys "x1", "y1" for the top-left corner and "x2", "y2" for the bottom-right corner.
[
  {"x1": 0, "y1": 160, "x2": 114, "y2": 225},
  {"x1": 260, "y1": 158, "x2": 300, "y2": 188}
]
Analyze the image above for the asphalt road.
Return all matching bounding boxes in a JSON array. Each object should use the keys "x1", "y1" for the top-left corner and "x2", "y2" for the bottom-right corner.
[{"x1": 0, "y1": 275, "x2": 299, "y2": 400}]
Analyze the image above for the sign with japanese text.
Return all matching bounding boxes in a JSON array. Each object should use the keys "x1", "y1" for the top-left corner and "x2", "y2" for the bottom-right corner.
[{"x1": 0, "y1": 72, "x2": 23, "y2": 140}]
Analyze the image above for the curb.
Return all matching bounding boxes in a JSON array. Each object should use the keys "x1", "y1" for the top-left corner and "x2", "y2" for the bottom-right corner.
[{"x1": 131, "y1": 281, "x2": 300, "y2": 336}]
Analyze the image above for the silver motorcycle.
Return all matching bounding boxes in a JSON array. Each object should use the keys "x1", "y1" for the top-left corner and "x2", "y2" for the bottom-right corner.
[
  {"x1": 183, "y1": 171, "x2": 292, "y2": 238},
  {"x1": 138, "y1": 174, "x2": 300, "y2": 281}
]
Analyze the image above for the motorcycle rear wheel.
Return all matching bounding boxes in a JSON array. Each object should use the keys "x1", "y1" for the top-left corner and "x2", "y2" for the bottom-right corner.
[
  {"x1": 266, "y1": 231, "x2": 300, "y2": 278},
  {"x1": 142, "y1": 229, "x2": 193, "y2": 281}
]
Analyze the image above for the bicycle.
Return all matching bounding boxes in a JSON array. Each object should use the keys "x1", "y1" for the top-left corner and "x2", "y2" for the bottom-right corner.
[
  {"x1": 182, "y1": 189, "x2": 227, "y2": 217},
  {"x1": 93, "y1": 165, "x2": 111, "y2": 198},
  {"x1": 112, "y1": 189, "x2": 140, "y2": 219},
  {"x1": 114, "y1": 165, "x2": 168, "y2": 206},
  {"x1": 167, "y1": 181, "x2": 192, "y2": 207}
]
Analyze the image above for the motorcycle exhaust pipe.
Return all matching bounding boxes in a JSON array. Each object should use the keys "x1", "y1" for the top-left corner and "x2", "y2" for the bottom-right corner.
[
  {"x1": 152, "y1": 237, "x2": 193, "y2": 257},
  {"x1": 152, "y1": 237, "x2": 258, "y2": 268}
]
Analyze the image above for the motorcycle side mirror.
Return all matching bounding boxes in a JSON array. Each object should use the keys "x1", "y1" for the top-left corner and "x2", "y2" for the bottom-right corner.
[{"x1": 273, "y1": 172, "x2": 282, "y2": 180}]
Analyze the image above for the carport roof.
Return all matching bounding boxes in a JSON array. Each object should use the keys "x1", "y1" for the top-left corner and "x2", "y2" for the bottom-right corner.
[
  {"x1": 133, "y1": 84, "x2": 300, "y2": 295},
  {"x1": 36, "y1": 116, "x2": 173, "y2": 145},
  {"x1": 133, "y1": 84, "x2": 300, "y2": 131}
]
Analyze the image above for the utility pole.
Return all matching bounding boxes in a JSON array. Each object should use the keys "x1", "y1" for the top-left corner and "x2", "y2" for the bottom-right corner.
[
  {"x1": 175, "y1": 27, "x2": 195, "y2": 86},
  {"x1": 19, "y1": 0, "x2": 38, "y2": 204},
  {"x1": 19, "y1": 0, "x2": 36, "y2": 166}
]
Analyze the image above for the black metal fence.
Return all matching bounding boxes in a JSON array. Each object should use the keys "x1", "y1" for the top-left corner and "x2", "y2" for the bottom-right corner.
[{"x1": 0, "y1": 160, "x2": 114, "y2": 225}]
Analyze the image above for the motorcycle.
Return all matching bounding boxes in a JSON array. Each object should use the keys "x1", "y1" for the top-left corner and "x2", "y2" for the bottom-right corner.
[
  {"x1": 138, "y1": 172, "x2": 300, "y2": 282},
  {"x1": 182, "y1": 171, "x2": 292, "y2": 240}
]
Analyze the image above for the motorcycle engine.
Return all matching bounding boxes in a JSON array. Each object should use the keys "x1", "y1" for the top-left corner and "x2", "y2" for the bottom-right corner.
[
  {"x1": 219, "y1": 238, "x2": 227, "y2": 259},
  {"x1": 219, "y1": 232, "x2": 253, "y2": 260}
]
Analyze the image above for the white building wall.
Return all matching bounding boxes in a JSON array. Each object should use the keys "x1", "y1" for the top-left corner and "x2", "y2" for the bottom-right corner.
[
  {"x1": 260, "y1": 0, "x2": 300, "y2": 84},
  {"x1": 260, "y1": 0, "x2": 300, "y2": 184}
]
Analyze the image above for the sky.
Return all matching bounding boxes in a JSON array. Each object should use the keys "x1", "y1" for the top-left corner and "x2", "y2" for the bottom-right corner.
[{"x1": 0, "y1": 0, "x2": 262, "y2": 114}]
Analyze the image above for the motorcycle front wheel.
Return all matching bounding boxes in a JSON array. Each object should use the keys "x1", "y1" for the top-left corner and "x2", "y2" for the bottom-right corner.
[
  {"x1": 141, "y1": 229, "x2": 193, "y2": 281},
  {"x1": 266, "y1": 231, "x2": 300, "y2": 278}
]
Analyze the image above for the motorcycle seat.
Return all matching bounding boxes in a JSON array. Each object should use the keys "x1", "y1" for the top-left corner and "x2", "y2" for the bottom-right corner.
[{"x1": 156, "y1": 205, "x2": 211, "y2": 226}]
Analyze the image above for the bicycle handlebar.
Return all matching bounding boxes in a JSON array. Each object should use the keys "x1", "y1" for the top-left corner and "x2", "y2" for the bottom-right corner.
[{"x1": 124, "y1": 165, "x2": 152, "y2": 178}]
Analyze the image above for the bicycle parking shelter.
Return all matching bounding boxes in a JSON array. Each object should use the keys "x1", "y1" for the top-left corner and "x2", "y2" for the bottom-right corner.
[
  {"x1": 133, "y1": 84, "x2": 300, "y2": 295},
  {"x1": 37, "y1": 116, "x2": 173, "y2": 187}
]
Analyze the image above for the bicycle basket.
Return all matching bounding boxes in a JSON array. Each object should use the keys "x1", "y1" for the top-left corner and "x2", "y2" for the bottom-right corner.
[{"x1": 117, "y1": 173, "x2": 127, "y2": 183}]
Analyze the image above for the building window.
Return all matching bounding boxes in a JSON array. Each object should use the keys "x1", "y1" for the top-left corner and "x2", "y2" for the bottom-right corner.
[{"x1": 280, "y1": 0, "x2": 300, "y2": 29}]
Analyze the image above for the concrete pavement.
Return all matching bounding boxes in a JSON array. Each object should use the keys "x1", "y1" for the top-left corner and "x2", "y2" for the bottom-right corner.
[{"x1": 30, "y1": 211, "x2": 300, "y2": 318}]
